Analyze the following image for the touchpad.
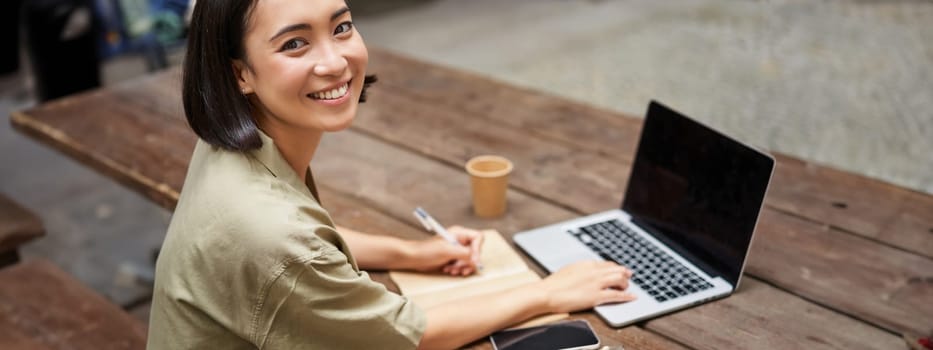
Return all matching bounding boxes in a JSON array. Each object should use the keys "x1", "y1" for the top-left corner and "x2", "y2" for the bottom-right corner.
[{"x1": 515, "y1": 230, "x2": 602, "y2": 273}]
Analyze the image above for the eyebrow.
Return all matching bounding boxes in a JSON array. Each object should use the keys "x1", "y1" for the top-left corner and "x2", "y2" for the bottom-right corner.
[{"x1": 268, "y1": 7, "x2": 351, "y2": 42}]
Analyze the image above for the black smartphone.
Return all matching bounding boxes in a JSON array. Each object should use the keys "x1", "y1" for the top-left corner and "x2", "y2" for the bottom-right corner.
[{"x1": 489, "y1": 320, "x2": 600, "y2": 350}]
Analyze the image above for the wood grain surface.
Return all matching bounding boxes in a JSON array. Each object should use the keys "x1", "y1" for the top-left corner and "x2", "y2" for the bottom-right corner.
[
  {"x1": 0, "y1": 193, "x2": 45, "y2": 257},
  {"x1": 0, "y1": 259, "x2": 147, "y2": 349}
]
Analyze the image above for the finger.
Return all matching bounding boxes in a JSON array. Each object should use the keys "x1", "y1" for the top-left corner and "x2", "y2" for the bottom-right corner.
[
  {"x1": 444, "y1": 258, "x2": 467, "y2": 271},
  {"x1": 454, "y1": 257, "x2": 477, "y2": 274},
  {"x1": 598, "y1": 265, "x2": 627, "y2": 277},
  {"x1": 446, "y1": 244, "x2": 472, "y2": 261},
  {"x1": 447, "y1": 264, "x2": 462, "y2": 276},
  {"x1": 597, "y1": 260, "x2": 620, "y2": 270},
  {"x1": 599, "y1": 289, "x2": 638, "y2": 304},
  {"x1": 446, "y1": 229, "x2": 483, "y2": 267},
  {"x1": 447, "y1": 258, "x2": 468, "y2": 270},
  {"x1": 616, "y1": 266, "x2": 633, "y2": 279},
  {"x1": 601, "y1": 271, "x2": 630, "y2": 290},
  {"x1": 469, "y1": 232, "x2": 485, "y2": 265},
  {"x1": 460, "y1": 258, "x2": 478, "y2": 274},
  {"x1": 439, "y1": 241, "x2": 472, "y2": 261},
  {"x1": 451, "y1": 227, "x2": 481, "y2": 244}
]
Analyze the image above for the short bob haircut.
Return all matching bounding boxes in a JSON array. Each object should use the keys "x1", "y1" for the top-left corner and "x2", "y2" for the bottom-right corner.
[{"x1": 183, "y1": 0, "x2": 376, "y2": 151}]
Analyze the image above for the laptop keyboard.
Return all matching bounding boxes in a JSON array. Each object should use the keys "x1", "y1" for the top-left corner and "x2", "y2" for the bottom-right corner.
[{"x1": 570, "y1": 219, "x2": 713, "y2": 302}]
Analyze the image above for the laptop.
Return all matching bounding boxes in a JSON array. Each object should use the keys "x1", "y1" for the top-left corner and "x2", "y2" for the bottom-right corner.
[{"x1": 514, "y1": 100, "x2": 774, "y2": 327}]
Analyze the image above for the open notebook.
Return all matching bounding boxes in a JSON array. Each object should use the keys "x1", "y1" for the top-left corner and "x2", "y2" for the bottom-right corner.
[{"x1": 389, "y1": 230, "x2": 567, "y2": 328}]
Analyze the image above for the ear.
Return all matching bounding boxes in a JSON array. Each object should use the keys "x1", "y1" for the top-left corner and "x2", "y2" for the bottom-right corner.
[{"x1": 232, "y1": 59, "x2": 255, "y2": 95}]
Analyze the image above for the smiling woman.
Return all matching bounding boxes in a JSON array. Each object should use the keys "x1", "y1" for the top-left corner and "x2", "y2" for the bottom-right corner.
[
  {"x1": 147, "y1": 0, "x2": 637, "y2": 349},
  {"x1": 181, "y1": 0, "x2": 375, "y2": 154}
]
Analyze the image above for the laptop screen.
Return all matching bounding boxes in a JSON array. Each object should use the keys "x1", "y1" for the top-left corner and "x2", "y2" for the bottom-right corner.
[{"x1": 622, "y1": 101, "x2": 774, "y2": 286}]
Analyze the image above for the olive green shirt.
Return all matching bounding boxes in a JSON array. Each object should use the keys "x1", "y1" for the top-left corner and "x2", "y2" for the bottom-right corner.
[{"x1": 147, "y1": 132, "x2": 426, "y2": 349}]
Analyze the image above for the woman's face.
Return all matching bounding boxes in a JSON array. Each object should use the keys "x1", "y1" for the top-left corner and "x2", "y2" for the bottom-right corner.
[{"x1": 235, "y1": 0, "x2": 368, "y2": 133}]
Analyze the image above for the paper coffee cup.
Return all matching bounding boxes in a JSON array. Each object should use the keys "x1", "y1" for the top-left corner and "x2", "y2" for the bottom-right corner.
[{"x1": 465, "y1": 155, "x2": 513, "y2": 218}]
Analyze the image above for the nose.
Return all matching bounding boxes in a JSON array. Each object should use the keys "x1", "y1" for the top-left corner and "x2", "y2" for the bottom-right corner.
[{"x1": 312, "y1": 43, "x2": 348, "y2": 77}]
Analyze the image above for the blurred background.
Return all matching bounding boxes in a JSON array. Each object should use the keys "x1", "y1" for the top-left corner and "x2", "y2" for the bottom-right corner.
[{"x1": 1, "y1": 0, "x2": 931, "y2": 321}]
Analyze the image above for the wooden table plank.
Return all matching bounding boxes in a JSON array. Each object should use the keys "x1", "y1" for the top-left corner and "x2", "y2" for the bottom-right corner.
[
  {"x1": 366, "y1": 50, "x2": 644, "y2": 162},
  {"x1": 0, "y1": 193, "x2": 45, "y2": 258},
  {"x1": 312, "y1": 130, "x2": 903, "y2": 348},
  {"x1": 354, "y1": 83, "x2": 625, "y2": 215},
  {"x1": 10, "y1": 71, "x2": 190, "y2": 211},
  {"x1": 880, "y1": 191, "x2": 933, "y2": 255},
  {"x1": 644, "y1": 278, "x2": 903, "y2": 350},
  {"x1": 353, "y1": 65, "x2": 933, "y2": 335},
  {"x1": 367, "y1": 49, "x2": 933, "y2": 259},
  {"x1": 747, "y1": 210, "x2": 933, "y2": 335},
  {"x1": 767, "y1": 154, "x2": 933, "y2": 257},
  {"x1": 0, "y1": 259, "x2": 147, "y2": 349}
]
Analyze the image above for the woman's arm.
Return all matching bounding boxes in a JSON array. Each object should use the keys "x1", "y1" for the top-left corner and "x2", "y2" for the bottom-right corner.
[
  {"x1": 337, "y1": 225, "x2": 483, "y2": 275},
  {"x1": 336, "y1": 225, "x2": 413, "y2": 270},
  {"x1": 417, "y1": 261, "x2": 636, "y2": 350}
]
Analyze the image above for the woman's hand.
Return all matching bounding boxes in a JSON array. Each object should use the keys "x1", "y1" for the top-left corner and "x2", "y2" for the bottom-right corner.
[
  {"x1": 409, "y1": 226, "x2": 484, "y2": 276},
  {"x1": 539, "y1": 260, "x2": 637, "y2": 313}
]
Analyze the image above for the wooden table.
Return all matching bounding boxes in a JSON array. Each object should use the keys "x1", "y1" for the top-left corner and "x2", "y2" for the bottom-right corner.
[{"x1": 10, "y1": 48, "x2": 933, "y2": 349}]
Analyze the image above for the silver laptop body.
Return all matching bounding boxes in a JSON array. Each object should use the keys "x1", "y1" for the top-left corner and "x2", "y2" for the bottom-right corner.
[{"x1": 514, "y1": 101, "x2": 775, "y2": 327}]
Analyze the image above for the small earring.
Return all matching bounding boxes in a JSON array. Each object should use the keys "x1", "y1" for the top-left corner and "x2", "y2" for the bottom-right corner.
[{"x1": 241, "y1": 88, "x2": 247, "y2": 94}]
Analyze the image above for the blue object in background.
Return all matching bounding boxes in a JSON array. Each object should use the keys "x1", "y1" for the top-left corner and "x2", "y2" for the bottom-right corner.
[
  {"x1": 154, "y1": 0, "x2": 188, "y2": 17},
  {"x1": 94, "y1": 0, "x2": 126, "y2": 60},
  {"x1": 92, "y1": 0, "x2": 189, "y2": 67}
]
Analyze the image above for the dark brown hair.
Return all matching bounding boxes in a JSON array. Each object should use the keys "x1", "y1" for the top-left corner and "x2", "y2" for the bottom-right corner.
[{"x1": 182, "y1": 0, "x2": 376, "y2": 151}]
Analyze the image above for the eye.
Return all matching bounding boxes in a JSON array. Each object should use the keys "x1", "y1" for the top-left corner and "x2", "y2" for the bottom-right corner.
[
  {"x1": 334, "y1": 21, "x2": 353, "y2": 36},
  {"x1": 281, "y1": 38, "x2": 308, "y2": 51}
]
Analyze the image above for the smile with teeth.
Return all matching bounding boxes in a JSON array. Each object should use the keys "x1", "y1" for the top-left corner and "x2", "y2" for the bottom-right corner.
[{"x1": 308, "y1": 83, "x2": 349, "y2": 100}]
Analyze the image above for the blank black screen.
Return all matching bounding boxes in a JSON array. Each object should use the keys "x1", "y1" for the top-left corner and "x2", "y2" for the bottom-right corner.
[
  {"x1": 490, "y1": 320, "x2": 599, "y2": 350},
  {"x1": 622, "y1": 101, "x2": 774, "y2": 286}
]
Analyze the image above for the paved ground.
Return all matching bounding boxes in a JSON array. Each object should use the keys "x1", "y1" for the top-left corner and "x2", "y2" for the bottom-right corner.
[{"x1": 1, "y1": 0, "x2": 931, "y2": 319}]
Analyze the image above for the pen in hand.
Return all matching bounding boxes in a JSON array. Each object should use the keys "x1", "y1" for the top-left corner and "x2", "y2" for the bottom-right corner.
[{"x1": 413, "y1": 207, "x2": 483, "y2": 271}]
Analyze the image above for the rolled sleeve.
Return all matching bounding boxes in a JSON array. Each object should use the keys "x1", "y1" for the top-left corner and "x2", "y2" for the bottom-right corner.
[{"x1": 253, "y1": 247, "x2": 426, "y2": 349}]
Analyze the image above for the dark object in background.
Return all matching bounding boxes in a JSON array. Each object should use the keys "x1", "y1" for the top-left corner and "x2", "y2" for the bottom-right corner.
[
  {"x1": 0, "y1": 0, "x2": 24, "y2": 74},
  {"x1": 24, "y1": 0, "x2": 101, "y2": 101}
]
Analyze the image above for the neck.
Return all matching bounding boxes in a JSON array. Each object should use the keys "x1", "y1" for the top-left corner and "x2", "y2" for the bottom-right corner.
[{"x1": 256, "y1": 119, "x2": 322, "y2": 182}]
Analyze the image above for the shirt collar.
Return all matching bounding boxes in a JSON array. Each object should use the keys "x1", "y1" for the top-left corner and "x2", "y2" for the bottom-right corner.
[{"x1": 251, "y1": 129, "x2": 320, "y2": 203}]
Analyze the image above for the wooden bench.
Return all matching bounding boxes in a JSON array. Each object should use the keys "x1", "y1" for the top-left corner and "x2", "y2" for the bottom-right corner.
[
  {"x1": 0, "y1": 193, "x2": 45, "y2": 267},
  {"x1": 0, "y1": 259, "x2": 147, "y2": 349}
]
